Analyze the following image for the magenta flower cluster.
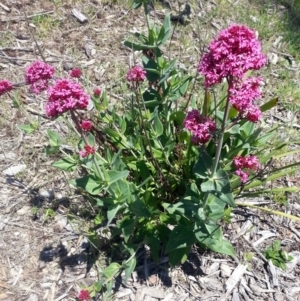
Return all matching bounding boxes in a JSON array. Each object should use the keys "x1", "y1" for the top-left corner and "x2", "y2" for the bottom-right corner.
[
  {"x1": 46, "y1": 79, "x2": 89, "y2": 118},
  {"x1": 70, "y1": 68, "x2": 82, "y2": 78},
  {"x1": 25, "y1": 61, "x2": 55, "y2": 94},
  {"x1": 233, "y1": 155, "x2": 260, "y2": 183},
  {"x1": 184, "y1": 110, "x2": 216, "y2": 145},
  {"x1": 198, "y1": 24, "x2": 266, "y2": 123},
  {"x1": 126, "y1": 66, "x2": 146, "y2": 82},
  {"x1": 229, "y1": 77, "x2": 263, "y2": 122},
  {"x1": 80, "y1": 120, "x2": 93, "y2": 132},
  {"x1": 79, "y1": 145, "x2": 96, "y2": 158},
  {"x1": 77, "y1": 289, "x2": 91, "y2": 301},
  {"x1": 198, "y1": 24, "x2": 266, "y2": 87},
  {"x1": 0, "y1": 80, "x2": 13, "y2": 95}
]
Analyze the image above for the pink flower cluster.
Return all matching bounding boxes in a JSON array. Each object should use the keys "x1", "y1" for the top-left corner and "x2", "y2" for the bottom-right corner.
[
  {"x1": 198, "y1": 24, "x2": 266, "y2": 87},
  {"x1": 70, "y1": 68, "x2": 82, "y2": 78},
  {"x1": 80, "y1": 120, "x2": 93, "y2": 132},
  {"x1": 229, "y1": 77, "x2": 262, "y2": 122},
  {"x1": 233, "y1": 155, "x2": 260, "y2": 183},
  {"x1": 25, "y1": 61, "x2": 55, "y2": 94},
  {"x1": 0, "y1": 80, "x2": 13, "y2": 95},
  {"x1": 46, "y1": 79, "x2": 90, "y2": 118},
  {"x1": 77, "y1": 289, "x2": 91, "y2": 301},
  {"x1": 79, "y1": 145, "x2": 96, "y2": 158},
  {"x1": 126, "y1": 66, "x2": 146, "y2": 82},
  {"x1": 93, "y1": 87, "x2": 101, "y2": 96},
  {"x1": 198, "y1": 24, "x2": 266, "y2": 123},
  {"x1": 184, "y1": 110, "x2": 216, "y2": 144}
]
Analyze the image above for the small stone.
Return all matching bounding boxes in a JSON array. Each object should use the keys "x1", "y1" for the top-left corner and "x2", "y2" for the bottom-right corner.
[{"x1": 26, "y1": 293, "x2": 38, "y2": 301}]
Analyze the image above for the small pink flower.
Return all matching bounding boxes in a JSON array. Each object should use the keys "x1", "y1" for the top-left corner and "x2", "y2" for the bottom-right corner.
[
  {"x1": 70, "y1": 68, "x2": 82, "y2": 78},
  {"x1": 184, "y1": 110, "x2": 216, "y2": 145},
  {"x1": 84, "y1": 145, "x2": 95, "y2": 155},
  {"x1": 233, "y1": 155, "x2": 260, "y2": 183},
  {"x1": 46, "y1": 79, "x2": 89, "y2": 118},
  {"x1": 245, "y1": 105, "x2": 262, "y2": 123},
  {"x1": 198, "y1": 24, "x2": 266, "y2": 87},
  {"x1": 25, "y1": 61, "x2": 55, "y2": 94},
  {"x1": 229, "y1": 77, "x2": 262, "y2": 112},
  {"x1": 235, "y1": 169, "x2": 249, "y2": 183},
  {"x1": 79, "y1": 150, "x2": 87, "y2": 158},
  {"x1": 0, "y1": 80, "x2": 13, "y2": 95},
  {"x1": 126, "y1": 66, "x2": 146, "y2": 82},
  {"x1": 77, "y1": 289, "x2": 91, "y2": 301},
  {"x1": 93, "y1": 87, "x2": 101, "y2": 96},
  {"x1": 80, "y1": 120, "x2": 93, "y2": 132}
]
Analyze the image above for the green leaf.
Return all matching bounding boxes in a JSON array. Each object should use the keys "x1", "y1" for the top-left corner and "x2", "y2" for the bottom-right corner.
[
  {"x1": 130, "y1": 197, "x2": 151, "y2": 217},
  {"x1": 169, "y1": 111, "x2": 185, "y2": 125},
  {"x1": 168, "y1": 246, "x2": 190, "y2": 267},
  {"x1": 107, "y1": 170, "x2": 129, "y2": 184},
  {"x1": 201, "y1": 170, "x2": 235, "y2": 207},
  {"x1": 123, "y1": 257, "x2": 136, "y2": 284},
  {"x1": 101, "y1": 262, "x2": 121, "y2": 280},
  {"x1": 18, "y1": 124, "x2": 37, "y2": 134},
  {"x1": 165, "y1": 224, "x2": 195, "y2": 253},
  {"x1": 120, "y1": 217, "x2": 137, "y2": 242},
  {"x1": 52, "y1": 157, "x2": 77, "y2": 171},
  {"x1": 47, "y1": 129, "x2": 61, "y2": 147},
  {"x1": 158, "y1": 13, "x2": 171, "y2": 45},
  {"x1": 107, "y1": 179, "x2": 130, "y2": 202},
  {"x1": 44, "y1": 145, "x2": 59, "y2": 155},
  {"x1": 107, "y1": 204, "x2": 122, "y2": 225},
  {"x1": 208, "y1": 238, "x2": 235, "y2": 257},
  {"x1": 70, "y1": 175, "x2": 102, "y2": 195},
  {"x1": 153, "y1": 113, "x2": 164, "y2": 137},
  {"x1": 202, "y1": 90, "x2": 211, "y2": 117},
  {"x1": 193, "y1": 150, "x2": 213, "y2": 179},
  {"x1": 260, "y1": 98, "x2": 278, "y2": 112}
]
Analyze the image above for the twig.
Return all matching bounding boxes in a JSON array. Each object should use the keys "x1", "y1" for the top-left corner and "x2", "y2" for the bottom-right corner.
[
  {"x1": 23, "y1": 10, "x2": 46, "y2": 61},
  {"x1": 0, "y1": 47, "x2": 33, "y2": 52},
  {"x1": 0, "y1": 10, "x2": 54, "y2": 22}
]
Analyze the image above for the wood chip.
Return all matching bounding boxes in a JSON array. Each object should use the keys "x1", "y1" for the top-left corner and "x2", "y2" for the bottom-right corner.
[
  {"x1": 71, "y1": 8, "x2": 88, "y2": 23},
  {"x1": 0, "y1": 2, "x2": 11, "y2": 12}
]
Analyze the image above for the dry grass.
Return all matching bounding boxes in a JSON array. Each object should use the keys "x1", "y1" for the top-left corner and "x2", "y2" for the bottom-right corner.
[{"x1": 1, "y1": 0, "x2": 300, "y2": 300}]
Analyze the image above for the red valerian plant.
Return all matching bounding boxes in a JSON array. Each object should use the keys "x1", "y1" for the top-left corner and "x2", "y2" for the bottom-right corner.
[
  {"x1": 46, "y1": 79, "x2": 90, "y2": 118},
  {"x1": 126, "y1": 65, "x2": 146, "y2": 82},
  {"x1": 79, "y1": 144, "x2": 96, "y2": 158},
  {"x1": 25, "y1": 61, "x2": 55, "y2": 94},
  {"x1": 80, "y1": 120, "x2": 93, "y2": 132},
  {"x1": 198, "y1": 24, "x2": 266, "y2": 87},
  {"x1": 70, "y1": 68, "x2": 82, "y2": 78},
  {"x1": 183, "y1": 109, "x2": 216, "y2": 144},
  {"x1": 233, "y1": 155, "x2": 261, "y2": 183},
  {"x1": 0, "y1": 80, "x2": 13, "y2": 95},
  {"x1": 77, "y1": 289, "x2": 91, "y2": 301}
]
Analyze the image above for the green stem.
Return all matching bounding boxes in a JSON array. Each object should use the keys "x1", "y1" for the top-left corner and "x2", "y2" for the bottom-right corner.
[
  {"x1": 203, "y1": 77, "x2": 232, "y2": 207},
  {"x1": 70, "y1": 111, "x2": 105, "y2": 181},
  {"x1": 143, "y1": 2, "x2": 151, "y2": 32}
]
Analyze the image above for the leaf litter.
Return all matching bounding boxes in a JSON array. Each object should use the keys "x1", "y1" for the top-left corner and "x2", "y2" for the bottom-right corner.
[{"x1": 0, "y1": 0, "x2": 300, "y2": 300}]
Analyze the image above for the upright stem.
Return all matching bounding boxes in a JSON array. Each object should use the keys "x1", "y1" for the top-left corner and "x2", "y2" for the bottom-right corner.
[
  {"x1": 143, "y1": 2, "x2": 151, "y2": 33},
  {"x1": 202, "y1": 77, "x2": 232, "y2": 207},
  {"x1": 70, "y1": 111, "x2": 105, "y2": 181}
]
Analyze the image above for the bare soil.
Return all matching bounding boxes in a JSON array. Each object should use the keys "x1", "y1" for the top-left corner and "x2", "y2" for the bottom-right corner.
[{"x1": 1, "y1": 1, "x2": 300, "y2": 301}]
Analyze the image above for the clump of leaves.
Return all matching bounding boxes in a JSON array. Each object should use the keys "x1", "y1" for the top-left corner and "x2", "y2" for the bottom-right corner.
[{"x1": 263, "y1": 240, "x2": 293, "y2": 270}]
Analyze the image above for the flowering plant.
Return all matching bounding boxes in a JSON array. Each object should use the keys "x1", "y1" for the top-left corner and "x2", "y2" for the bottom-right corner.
[{"x1": 3, "y1": 3, "x2": 300, "y2": 299}]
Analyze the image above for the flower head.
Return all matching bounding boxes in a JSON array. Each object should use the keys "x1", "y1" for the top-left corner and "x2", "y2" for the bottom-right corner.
[
  {"x1": 46, "y1": 79, "x2": 89, "y2": 118},
  {"x1": 245, "y1": 105, "x2": 262, "y2": 123},
  {"x1": 126, "y1": 66, "x2": 146, "y2": 82},
  {"x1": 198, "y1": 24, "x2": 266, "y2": 87},
  {"x1": 93, "y1": 87, "x2": 101, "y2": 96},
  {"x1": 79, "y1": 144, "x2": 96, "y2": 158},
  {"x1": 229, "y1": 77, "x2": 262, "y2": 112},
  {"x1": 70, "y1": 68, "x2": 82, "y2": 78},
  {"x1": 25, "y1": 61, "x2": 55, "y2": 94},
  {"x1": 184, "y1": 110, "x2": 216, "y2": 144},
  {"x1": 77, "y1": 289, "x2": 91, "y2": 301},
  {"x1": 234, "y1": 155, "x2": 260, "y2": 183},
  {"x1": 80, "y1": 120, "x2": 93, "y2": 132},
  {"x1": 0, "y1": 80, "x2": 13, "y2": 95}
]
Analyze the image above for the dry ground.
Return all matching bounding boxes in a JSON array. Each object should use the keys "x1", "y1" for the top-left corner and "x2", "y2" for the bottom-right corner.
[{"x1": 1, "y1": 0, "x2": 300, "y2": 301}]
